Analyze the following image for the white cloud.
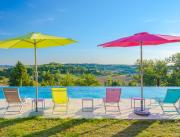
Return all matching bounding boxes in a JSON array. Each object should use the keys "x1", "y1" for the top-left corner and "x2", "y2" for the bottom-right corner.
[
  {"x1": 143, "y1": 18, "x2": 180, "y2": 24},
  {"x1": 56, "y1": 8, "x2": 66, "y2": 13},
  {"x1": 0, "y1": 30, "x2": 16, "y2": 36},
  {"x1": 168, "y1": 32, "x2": 180, "y2": 36},
  {"x1": 143, "y1": 45, "x2": 180, "y2": 60},
  {"x1": 29, "y1": 17, "x2": 55, "y2": 24},
  {"x1": 27, "y1": 3, "x2": 36, "y2": 9},
  {"x1": 143, "y1": 19, "x2": 154, "y2": 23},
  {"x1": 164, "y1": 19, "x2": 180, "y2": 24}
]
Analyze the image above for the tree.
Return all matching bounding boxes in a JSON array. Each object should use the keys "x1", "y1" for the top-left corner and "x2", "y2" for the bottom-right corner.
[
  {"x1": 61, "y1": 73, "x2": 75, "y2": 86},
  {"x1": 9, "y1": 61, "x2": 31, "y2": 86},
  {"x1": 104, "y1": 77, "x2": 112, "y2": 86},
  {"x1": 41, "y1": 71, "x2": 55, "y2": 86},
  {"x1": 128, "y1": 80, "x2": 138, "y2": 86},
  {"x1": 54, "y1": 72, "x2": 61, "y2": 86},
  {"x1": 135, "y1": 60, "x2": 156, "y2": 86},
  {"x1": 153, "y1": 60, "x2": 168, "y2": 86},
  {"x1": 112, "y1": 80, "x2": 124, "y2": 86},
  {"x1": 104, "y1": 77, "x2": 125, "y2": 86},
  {"x1": 167, "y1": 53, "x2": 180, "y2": 86},
  {"x1": 76, "y1": 74, "x2": 100, "y2": 86},
  {"x1": 135, "y1": 59, "x2": 168, "y2": 86},
  {"x1": 142, "y1": 60, "x2": 156, "y2": 86}
]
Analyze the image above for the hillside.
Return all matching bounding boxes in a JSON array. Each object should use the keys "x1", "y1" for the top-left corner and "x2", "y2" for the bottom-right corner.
[{"x1": 0, "y1": 63, "x2": 137, "y2": 86}]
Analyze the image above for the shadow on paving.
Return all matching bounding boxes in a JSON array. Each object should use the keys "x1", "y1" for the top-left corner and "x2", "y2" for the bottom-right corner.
[
  {"x1": 112, "y1": 120, "x2": 155, "y2": 137},
  {"x1": 23, "y1": 119, "x2": 87, "y2": 137}
]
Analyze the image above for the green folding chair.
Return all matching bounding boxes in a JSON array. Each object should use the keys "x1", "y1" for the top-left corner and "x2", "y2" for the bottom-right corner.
[{"x1": 155, "y1": 89, "x2": 180, "y2": 114}]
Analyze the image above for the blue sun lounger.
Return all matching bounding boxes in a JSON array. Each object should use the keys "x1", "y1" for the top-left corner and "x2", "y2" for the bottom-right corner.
[{"x1": 155, "y1": 89, "x2": 180, "y2": 114}]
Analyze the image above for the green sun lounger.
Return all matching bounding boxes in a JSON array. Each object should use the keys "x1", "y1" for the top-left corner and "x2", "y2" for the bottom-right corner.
[{"x1": 155, "y1": 89, "x2": 180, "y2": 114}]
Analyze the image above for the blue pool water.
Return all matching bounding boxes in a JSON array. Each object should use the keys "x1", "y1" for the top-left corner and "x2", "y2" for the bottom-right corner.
[{"x1": 0, "y1": 86, "x2": 179, "y2": 99}]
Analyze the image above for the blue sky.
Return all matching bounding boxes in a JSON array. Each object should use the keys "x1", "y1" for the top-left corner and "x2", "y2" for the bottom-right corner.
[{"x1": 0, "y1": 0, "x2": 180, "y2": 65}]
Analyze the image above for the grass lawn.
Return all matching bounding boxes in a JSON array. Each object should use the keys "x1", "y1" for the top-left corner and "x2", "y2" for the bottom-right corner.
[{"x1": 0, "y1": 117, "x2": 180, "y2": 137}]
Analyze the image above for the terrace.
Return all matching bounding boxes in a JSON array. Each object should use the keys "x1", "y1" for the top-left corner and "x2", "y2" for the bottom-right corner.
[{"x1": 0, "y1": 99, "x2": 179, "y2": 119}]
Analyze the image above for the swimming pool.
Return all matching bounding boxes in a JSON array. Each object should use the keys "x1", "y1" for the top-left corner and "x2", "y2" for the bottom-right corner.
[{"x1": 0, "y1": 86, "x2": 179, "y2": 99}]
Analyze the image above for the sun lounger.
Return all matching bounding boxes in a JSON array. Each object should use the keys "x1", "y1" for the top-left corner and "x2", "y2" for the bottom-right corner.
[
  {"x1": 155, "y1": 89, "x2": 180, "y2": 114},
  {"x1": 103, "y1": 88, "x2": 121, "y2": 114},
  {"x1": 52, "y1": 88, "x2": 69, "y2": 113},
  {"x1": 3, "y1": 87, "x2": 25, "y2": 114}
]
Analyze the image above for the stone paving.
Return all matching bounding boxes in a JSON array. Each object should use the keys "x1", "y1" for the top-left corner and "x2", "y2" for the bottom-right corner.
[{"x1": 0, "y1": 99, "x2": 180, "y2": 119}]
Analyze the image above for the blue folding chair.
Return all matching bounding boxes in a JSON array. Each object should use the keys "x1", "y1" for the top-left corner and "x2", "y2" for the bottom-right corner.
[{"x1": 155, "y1": 89, "x2": 180, "y2": 114}]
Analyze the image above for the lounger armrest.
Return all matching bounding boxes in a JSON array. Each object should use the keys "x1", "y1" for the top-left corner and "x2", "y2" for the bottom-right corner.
[
  {"x1": 21, "y1": 98, "x2": 27, "y2": 104},
  {"x1": 153, "y1": 97, "x2": 163, "y2": 103}
]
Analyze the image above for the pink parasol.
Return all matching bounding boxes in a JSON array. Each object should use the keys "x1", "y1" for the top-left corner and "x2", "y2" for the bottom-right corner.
[
  {"x1": 100, "y1": 32, "x2": 180, "y2": 47},
  {"x1": 99, "y1": 32, "x2": 180, "y2": 115}
]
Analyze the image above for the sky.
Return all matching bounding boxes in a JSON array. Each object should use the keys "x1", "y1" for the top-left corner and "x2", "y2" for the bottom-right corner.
[{"x1": 0, "y1": 0, "x2": 180, "y2": 65}]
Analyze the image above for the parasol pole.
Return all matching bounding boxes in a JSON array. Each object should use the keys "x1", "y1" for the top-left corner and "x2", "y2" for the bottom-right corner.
[
  {"x1": 140, "y1": 42, "x2": 144, "y2": 111},
  {"x1": 34, "y1": 39, "x2": 38, "y2": 112}
]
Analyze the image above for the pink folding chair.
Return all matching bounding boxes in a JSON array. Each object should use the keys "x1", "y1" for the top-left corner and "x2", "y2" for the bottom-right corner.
[{"x1": 103, "y1": 88, "x2": 121, "y2": 114}]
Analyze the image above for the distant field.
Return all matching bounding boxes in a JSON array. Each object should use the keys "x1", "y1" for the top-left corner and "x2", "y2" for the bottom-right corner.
[
  {"x1": 0, "y1": 77, "x2": 8, "y2": 86},
  {"x1": 97, "y1": 75, "x2": 131, "y2": 85}
]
